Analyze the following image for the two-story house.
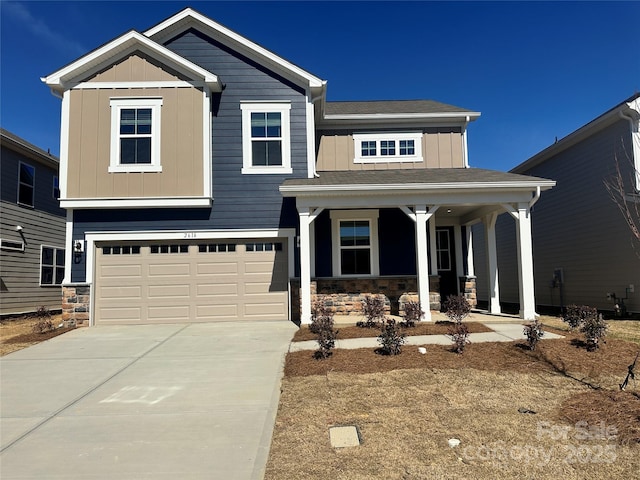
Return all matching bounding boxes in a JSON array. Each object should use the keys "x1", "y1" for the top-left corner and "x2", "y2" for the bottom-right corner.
[
  {"x1": 0, "y1": 129, "x2": 66, "y2": 315},
  {"x1": 43, "y1": 8, "x2": 554, "y2": 326}
]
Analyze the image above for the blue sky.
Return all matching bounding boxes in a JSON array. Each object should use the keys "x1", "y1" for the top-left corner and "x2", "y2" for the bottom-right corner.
[{"x1": 1, "y1": 1, "x2": 638, "y2": 171}]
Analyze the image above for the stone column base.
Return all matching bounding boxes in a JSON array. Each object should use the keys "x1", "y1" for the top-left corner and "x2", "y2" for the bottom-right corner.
[{"x1": 62, "y1": 284, "x2": 91, "y2": 327}]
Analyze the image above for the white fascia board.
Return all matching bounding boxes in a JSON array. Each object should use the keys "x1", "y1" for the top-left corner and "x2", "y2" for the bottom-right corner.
[
  {"x1": 280, "y1": 180, "x2": 556, "y2": 196},
  {"x1": 42, "y1": 30, "x2": 220, "y2": 93},
  {"x1": 59, "y1": 197, "x2": 212, "y2": 209},
  {"x1": 144, "y1": 8, "x2": 325, "y2": 90}
]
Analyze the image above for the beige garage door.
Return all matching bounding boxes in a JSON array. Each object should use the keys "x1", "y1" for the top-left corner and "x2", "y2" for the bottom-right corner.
[{"x1": 94, "y1": 240, "x2": 289, "y2": 325}]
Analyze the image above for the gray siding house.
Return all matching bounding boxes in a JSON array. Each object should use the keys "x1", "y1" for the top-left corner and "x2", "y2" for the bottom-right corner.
[
  {"x1": 0, "y1": 129, "x2": 66, "y2": 315},
  {"x1": 473, "y1": 94, "x2": 640, "y2": 315},
  {"x1": 43, "y1": 8, "x2": 554, "y2": 327}
]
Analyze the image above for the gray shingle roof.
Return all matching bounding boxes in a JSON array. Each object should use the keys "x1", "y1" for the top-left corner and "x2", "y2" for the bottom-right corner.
[
  {"x1": 324, "y1": 100, "x2": 475, "y2": 116},
  {"x1": 282, "y1": 168, "x2": 553, "y2": 188}
]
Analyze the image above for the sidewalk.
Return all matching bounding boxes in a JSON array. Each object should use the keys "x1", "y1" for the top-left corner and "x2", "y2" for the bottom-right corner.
[{"x1": 289, "y1": 321, "x2": 563, "y2": 352}]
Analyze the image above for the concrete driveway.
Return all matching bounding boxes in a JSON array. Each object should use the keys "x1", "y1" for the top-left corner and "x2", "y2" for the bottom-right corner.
[{"x1": 0, "y1": 322, "x2": 296, "y2": 479}]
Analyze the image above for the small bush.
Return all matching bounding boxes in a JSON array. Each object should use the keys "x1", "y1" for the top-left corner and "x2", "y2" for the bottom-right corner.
[
  {"x1": 400, "y1": 301, "x2": 424, "y2": 328},
  {"x1": 377, "y1": 318, "x2": 406, "y2": 355},
  {"x1": 32, "y1": 306, "x2": 55, "y2": 334},
  {"x1": 523, "y1": 319, "x2": 544, "y2": 351},
  {"x1": 443, "y1": 294, "x2": 471, "y2": 323},
  {"x1": 581, "y1": 313, "x2": 608, "y2": 351},
  {"x1": 563, "y1": 305, "x2": 597, "y2": 330},
  {"x1": 310, "y1": 298, "x2": 338, "y2": 359},
  {"x1": 447, "y1": 322, "x2": 470, "y2": 354},
  {"x1": 358, "y1": 295, "x2": 386, "y2": 328}
]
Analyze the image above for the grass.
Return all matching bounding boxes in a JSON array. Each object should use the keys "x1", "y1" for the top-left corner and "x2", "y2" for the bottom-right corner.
[{"x1": 266, "y1": 316, "x2": 640, "y2": 479}]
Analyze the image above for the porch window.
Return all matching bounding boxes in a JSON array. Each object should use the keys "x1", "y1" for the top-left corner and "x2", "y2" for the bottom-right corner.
[
  {"x1": 40, "y1": 245, "x2": 65, "y2": 286},
  {"x1": 331, "y1": 210, "x2": 379, "y2": 276}
]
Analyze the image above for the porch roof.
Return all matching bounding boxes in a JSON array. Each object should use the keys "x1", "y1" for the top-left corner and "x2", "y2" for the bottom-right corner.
[{"x1": 280, "y1": 168, "x2": 555, "y2": 194}]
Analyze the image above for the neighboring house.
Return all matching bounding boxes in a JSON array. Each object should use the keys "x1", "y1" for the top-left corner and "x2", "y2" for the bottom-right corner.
[
  {"x1": 42, "y1": 8, "x2": 554, "y2": 326},
  {"x1": 473, "y1": 94, "x2": 640, "y2": 315},
  {"x1": 0, "y1": 129, "x2": 66, "y2": 315}
]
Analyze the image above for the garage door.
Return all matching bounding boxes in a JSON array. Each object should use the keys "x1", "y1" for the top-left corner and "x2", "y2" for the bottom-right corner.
[{"x1": 94, "y1": 240, "x2": 289, "y2": 325}]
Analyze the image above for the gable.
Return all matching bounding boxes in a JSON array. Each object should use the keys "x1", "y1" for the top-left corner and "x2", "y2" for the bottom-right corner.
[{"x1": 85, "y1": 52, "x2": 189, "y2": 83}]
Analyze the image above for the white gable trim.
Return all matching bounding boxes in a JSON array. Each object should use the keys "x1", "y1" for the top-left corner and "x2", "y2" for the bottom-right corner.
[
  {"x1": 42, "y1": 30, "x2": 220, "y2": 94},
  {"x1": 144, "y1": 8, "x2": 325, "y2": 90}
]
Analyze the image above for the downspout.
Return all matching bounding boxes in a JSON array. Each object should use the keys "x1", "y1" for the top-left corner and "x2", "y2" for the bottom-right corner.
[
  {"x1": 309, "y1": 89, "x2": 325, "y2": 178},
  {"x1": 462, "y1": 115, "x2": 470, "y2": 168},
  {"x1": 619, "y1": 109, "x2": 640, "y2": 191},
  {"x1": 529, "y1": 186, "x2": 541, "y2": 208}
]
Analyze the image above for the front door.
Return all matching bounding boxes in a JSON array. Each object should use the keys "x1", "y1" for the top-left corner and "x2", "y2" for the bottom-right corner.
[{"x1": 436, "y1": 227, "x2": 458, "y2": 306}]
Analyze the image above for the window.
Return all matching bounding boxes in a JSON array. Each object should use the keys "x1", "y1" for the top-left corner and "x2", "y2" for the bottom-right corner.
[
  {"x1": 40, "y1": 246, "x2": 65, "y2": 286},
  {"x1": 331, "y1": 210, "x2": 379, "y2": 277},
  {"x1": 436, "y1": 229, "x2": 451, "y2": 271},
  {"x1": 150, "y1": 244, "x2": 189, "y2": 254},
  {"x1": 198, "y1": 243, "x2": 237, "y2": 253},
  {"x1": 109, "y1": 98, "x2": 162, "y2": 173},
  {"x1": 353, "y1": 133, "x2": 423, "y2": 163},
  {"x1": 18, "y1": 162, "x2": 35, "y2": 207},
  {"x1": 102, "y1": 245, "x2": 141, "y2": 255},
  {"x1": 53, "y1": 176, "x2": 60, "y2": 200},
  {"x1": 0, "y1": 239, "x2": 25, "y2": 252},
  {"x1": 246, "y1": 242, "x2": 282, "y2": 252},
  {"x1": 241, "y1": 102, "x2": 292, "y2": 174}
]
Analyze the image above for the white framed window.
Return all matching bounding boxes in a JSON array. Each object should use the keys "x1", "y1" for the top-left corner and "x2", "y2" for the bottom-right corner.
[
  {"x1": 1, "y1": 239, "x2": 25, "y2": 252},
  {"x1": 18, "y1": 162, "x2": 35, "y2": 207},
  {"x1": 240, "y1": 102, "x2": 292, "y2": 174},
  {"x1": 40, "y1": 245, "x2": 65, "y2": 286},
  {"x1": 353, "y1": 133, "x2": 423, "y2": 163},
  {"x1": 330, "y1": 210, "x2": 379, "y2": 277},
  {"x1": 436, "y1": 228, "x2": 451, "y2": 271},
  {"x1": 109, "y1": 97, "x2": 162, "y2": 173}
]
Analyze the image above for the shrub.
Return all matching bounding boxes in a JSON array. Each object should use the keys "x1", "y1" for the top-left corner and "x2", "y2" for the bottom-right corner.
[
  {"x1": 310, "y1": 298, "x2": 338, "y2": 359},
  {"x1": 444, "y1": 295, "x2": 471, "y2": 353},
  {"x1": 400, "y1": 301, "x2": 424, "y2": 328},
  {"x1": 377, "y1": 318, "x2": 406, "y2": 355},
  {"x1": 448, "y1": 322, "x2": 470, "y2": 354},
  {"x1": 32, "y1": 306, "x2": 55, "y2": 334},
  {"x1": 523, "y1": 319, "x2": 544, "y2": 351},
  {"x1": 443, "y1": 294, "x2": 471, "y2": 323},
  {"x1": 357, "y1": 295, "x2": 386, "y2": 328},
  {"x1": 581, "y1": 312, "x2": 608, "y2": 351},
  {"x1": 563, "y1": 305, "x2": 597, "y2": 330}
]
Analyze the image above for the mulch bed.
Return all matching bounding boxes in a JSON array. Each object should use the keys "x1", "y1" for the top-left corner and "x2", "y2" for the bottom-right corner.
[
  {"x1": 292, "y1": 320, "x2": 492, "y2": 342},
  {"x1": 3, "y1": 327, "x2": 76, "y2": 344}
]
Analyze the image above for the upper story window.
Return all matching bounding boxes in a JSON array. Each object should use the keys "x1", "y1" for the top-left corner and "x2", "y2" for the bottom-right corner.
[
  {"x1": 109, "y1": 98, "x2": 162, "y2": 173},
  {"x1": 18, "y1": 162, "x2": 35, "y2": 207},
  {"x1": 53, "y1": 176, "x2": 60, "y2": 200},
  {"x1": 353, "y1": 133, "x2": 423, "y2": 163},
  {"x1": 241, "y1": 102, "x2": 292, "y2": 174}
]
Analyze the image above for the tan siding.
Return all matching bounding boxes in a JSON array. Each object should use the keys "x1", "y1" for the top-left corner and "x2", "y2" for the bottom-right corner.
[
  {"x1": 317, "y1": 128, "x2": 465, "y2": 171},
  {"x1": 89, "y1": 53, "x2": 183, "y2": 83},
  {"x1": 66, "y1": 86, "x2": 204, "y2": 199}
]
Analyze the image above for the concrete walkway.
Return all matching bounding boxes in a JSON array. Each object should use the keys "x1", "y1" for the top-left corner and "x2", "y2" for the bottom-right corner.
[
  {"x1": 289, "y1": 321, "x2": 563, "y2": 352},
  {"x1": 0, "y1": 322, "x2": 296, "y2": 480}
]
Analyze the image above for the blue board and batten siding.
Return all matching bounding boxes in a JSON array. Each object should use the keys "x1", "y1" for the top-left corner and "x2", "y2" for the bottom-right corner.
[
  {"x1": 473, "y1": 118, "x2": 640, "y2": 313},
  {"x1": 71, "y1": 28, "x2": 309, "y2": 282}
]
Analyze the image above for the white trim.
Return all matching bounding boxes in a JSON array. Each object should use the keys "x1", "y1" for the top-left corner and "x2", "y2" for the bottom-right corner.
[
  {"x1": 0, "y1": 239, "x2": 25, "y2": 252},
  {"x1": 306, "y1": 95, "x2": 317, "y2": 179},
  {"x1": 59, "y1": 91, "x2": 70, "y2": 199},
  {"x1": 72, "y1": 81, "x2": 203, "y2": 90},
  {"x1": 17, "y1": 161, "x2": 35, "y2": 207},
  {"x1": 240, "y1": 102, "x2": 292, "y2": 174},
  {"x1": 109, "y1": 97, "x2": 163, "y2": 173},
  {"x1": 39, "y1": 244, "x2": 65, "y2": 287},
  {"x1": 144, "y1": 8, "x2": 324, "y2": 89},
  {"x1": 203, "y1": 88, "x2": 212, "y2": 199},
  {"x1": 59, "y1": 197, "x2": 212, "y2": 209},
  {"x1": 330, "y1": 209, "x2": 380, "y2": 277},
  {"x1": 353, "y1": 132, "x2": 423, "y2": 163},
  {"x1": 324, "y1": 112, "x2": 481, "y2": 122},
  {"x1": 42, "y1": 30, "x2": 220, "y2": 94},
  {"x1": 64, "y1": 210, "x2": 73, "y2": 284}
]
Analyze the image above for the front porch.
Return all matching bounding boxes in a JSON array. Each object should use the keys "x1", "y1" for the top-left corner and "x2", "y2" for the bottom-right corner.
[{"x1": 281, "y1": 168, "x2": 555, "y2": 324}]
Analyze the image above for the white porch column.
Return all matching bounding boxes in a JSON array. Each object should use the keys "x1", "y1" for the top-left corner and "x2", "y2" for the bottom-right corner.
[
  {"x1": 516, "y1": 203, "x2": 536, "y2": 320},
  {"x1": 415, "y1": 205, "x2": 432, "y2": 321},
  {"x1": 298, "y1": 208, "x2": 313, "y2": 324},
  {"x1": 483, "y1": 212, "x2": 501, "y2": 314},
  {"x1": 465, "y1": 225, "x2": 475, "y2": 277}
]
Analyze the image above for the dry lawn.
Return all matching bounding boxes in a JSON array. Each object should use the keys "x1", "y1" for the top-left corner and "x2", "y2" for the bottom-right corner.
[
  {"x1": 0, "y1": 313, "x2": 73, "y2": 356},
  {"x1": 266, "y1": 319, "x2": 640, "y2": 479}
]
